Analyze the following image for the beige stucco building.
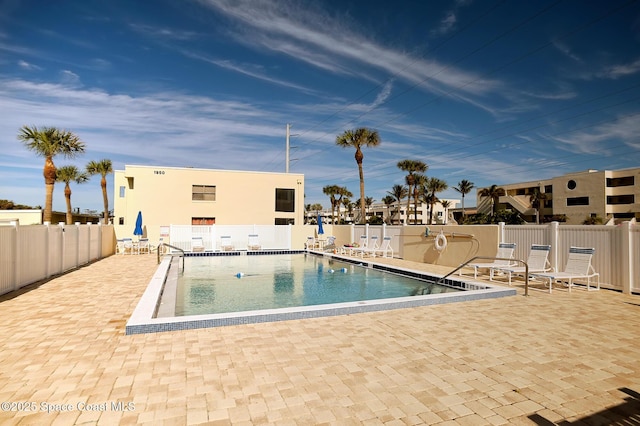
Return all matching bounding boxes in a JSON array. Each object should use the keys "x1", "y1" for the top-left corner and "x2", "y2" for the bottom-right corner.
[
  {"x1": 477, "y1": 168, "x2": 640, "y2": 224},
  {"x1": 113, "y1": 165, "x2": 304, "y2": 242}
]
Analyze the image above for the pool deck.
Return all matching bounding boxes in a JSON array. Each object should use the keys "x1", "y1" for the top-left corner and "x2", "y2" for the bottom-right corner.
[{"x1": 1, "y1": 254, "x2": 640, "y2": 425}]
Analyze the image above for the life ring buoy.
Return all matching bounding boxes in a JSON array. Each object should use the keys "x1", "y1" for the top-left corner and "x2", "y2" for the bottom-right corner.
[{"x1": 434, "y1": 232, "x2": 448, "y2": 251}]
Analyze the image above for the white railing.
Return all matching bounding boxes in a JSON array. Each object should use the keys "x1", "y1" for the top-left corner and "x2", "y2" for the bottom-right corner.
[{"x1": 0, "y1": 223, "x2": 115, "y2": 296}]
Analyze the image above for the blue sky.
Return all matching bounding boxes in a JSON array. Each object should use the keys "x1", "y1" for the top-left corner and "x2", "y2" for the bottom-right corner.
[{"x1": 1, "y1": 0, "x2": 639, "y2": 213}]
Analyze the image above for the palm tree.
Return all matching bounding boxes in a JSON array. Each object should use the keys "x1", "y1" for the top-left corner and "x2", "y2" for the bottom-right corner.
[
  {"x1": 341, "y1": 198, "x2": 352, "y2": 223},
  {"x1": 440, "y1": 200, "x2": 451, "y2": 224},
  {"x1": 425, "y1": 177, "x2": 448, "y2": 225},
  {"x1": 529, "y1": 188, "x2": 549, "y2": 224},
  {"x1": 17, "y1": 126, "x2": 86, "y2": 223},
  {"x1": 365, "y1": 196, "x2": 374, "y2": 223},
  {"x1": 397, "y1": 160, "x2": 427, "y2": 225},
  {"x1": 336, "y1": 128, "x2": 381, "y2": 224},
  {"x1": 413, "y1": 174, "x2": 427, "y2": 224},
  {"x1": 382, "y1": 195, "x2": 395, "y2": 224},
  {"x1": 337, "y1": 187, "x2": 353, "y2": 224},
  {"x1": 478, "y1": 184, "x2": 506, "y2": 216},
  {"x1": 322, "y1": 185, "x2": 340, "y2": 224},
  {"x1": 86, "y1": 159, "x2": 113, "y2": 224},
  {"x1": 454, "y1": 179, "x2": 475, "y2": 219},
  {"x1": 387, "y1": 184, "x2": 408, "y2": 224},
  {"x1": 56, "y1": 165, "x2": 89, "y2": 225}
]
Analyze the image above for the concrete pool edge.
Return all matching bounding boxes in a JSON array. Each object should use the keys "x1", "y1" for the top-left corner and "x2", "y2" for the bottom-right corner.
[{"x1": 125, "y1": 254, "x2": 517, "y2": 335}]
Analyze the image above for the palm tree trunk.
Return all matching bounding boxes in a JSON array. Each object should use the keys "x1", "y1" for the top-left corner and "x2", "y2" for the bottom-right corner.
[
  {"x1": 101, "y1": 176, "x2": 109, "y2": 224},
  {"x1": 43, "y1": 156, "x2": 56, "y2": 223},
  {"x1": 358, "y1": 163, "x2": 366, "y2": 224},
  {"x1": 64, "y1": 184, "x2": 72, "y2": 225},
  {"x1": 405, "y1": 185, "x2": 412, "y2": 225}
]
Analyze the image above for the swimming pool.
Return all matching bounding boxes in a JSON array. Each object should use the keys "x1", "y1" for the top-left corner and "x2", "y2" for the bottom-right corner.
[
  {"x1": 174, "y1": 254, "x2": 460, "y2": 316},
  {"x1": 126, "y1": 252, "x2": 516, "y2": 334}
]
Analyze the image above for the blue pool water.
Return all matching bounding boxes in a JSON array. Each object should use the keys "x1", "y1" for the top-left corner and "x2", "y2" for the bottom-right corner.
[{"x1": 175, "y1": 254, "x2": 460, "y2": 316}]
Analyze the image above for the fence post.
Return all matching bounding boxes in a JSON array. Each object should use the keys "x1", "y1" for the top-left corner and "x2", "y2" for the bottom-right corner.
[
  {"x1": 45, "y1": 222, "x2": 50, "y2": 279},
  {"x1": 499, "y1": 222, "x2": 505, "y2": 243},
  {"x1": 382, "y1": 223, "x2": 387, "y2": 238},
  {"x1": 59, "y1": 222, "x2": 65, "y2": 273},
  {"x1": 12, "y1": 222, "x2": 19, "y2": 293},
  {"x1": 621, "y1": 221, "x2": 633, "y2": 294},
  {"x1": 549, "y1": 221, "x2": 559, "y2": 272}
]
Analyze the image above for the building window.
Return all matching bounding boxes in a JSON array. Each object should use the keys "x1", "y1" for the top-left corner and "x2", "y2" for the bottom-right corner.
[
  {"x1": 607, "y1": 195, "x2": 634, "y2": 205},
  {"x1": 192, "y1": 217, "x2": 215, "y2": 225},
  {"x1": 566, "y1": 196, "x2": 589, "y2": 206},
  {"x1": 192, "y1": 185, "x2": 216, "y2": 201},
  {"x1": 275, "y1": 188, "x2": 295, "y2": 212},
  {"x1": 544, "y1": 185, "x2": 552, "y2": 193},
  {"x1": 607, "y1": 176, "x2": 634, "y2": 187},
  {"x1": 118, "y1": 217, "x2": 124, "y2": 225},
  {"x1": 119, "y1": 186, "x2": 125, "y2": 197},
  {"x1": 567, "y1": 180, "x2": 577, "y2": 190},
  {"x1": 275, "y1": 218, "x2": 294, "y2": 225}
]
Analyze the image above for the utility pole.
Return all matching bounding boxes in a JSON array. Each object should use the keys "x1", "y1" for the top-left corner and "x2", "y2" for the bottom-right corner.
[{"x1": 286, "y1": 123, "x2": 290, "y2": 173}]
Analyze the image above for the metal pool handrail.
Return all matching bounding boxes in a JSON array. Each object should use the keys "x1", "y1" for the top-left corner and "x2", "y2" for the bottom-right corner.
[
  {"x1": 157, "y1": 243, "x2": 185, "y2": 272},
  {"x1": 435, "y1": 256, "x2": 530, "y2": 296}
]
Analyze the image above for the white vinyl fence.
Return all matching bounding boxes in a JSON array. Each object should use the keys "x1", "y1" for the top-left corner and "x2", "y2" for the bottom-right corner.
[
  {"x1": 0, "y1": 223, "x2": 115, "y2": 296},
  {"x1": 168, "y1": 225, "x2": 293, "y2": 252},
  {"x1": 502, "y1": 221, "x2": 639, "y2": 293}
]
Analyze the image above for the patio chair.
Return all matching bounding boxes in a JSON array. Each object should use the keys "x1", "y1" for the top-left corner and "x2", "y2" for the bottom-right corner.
[
  {"x1": 220, "y1": 236, "x2": 235, "y2": 251},
  {"x1": 122, "y1": 238, "x2": 135, "y2": 255},
  {"x1": 531, "y1": 247, "x2": 599, "y2": 293},
  {"x1": 353, "y1": 236, "x2": 379, "y2": 258},
  {"x1": 342, "y1": 234, "x2": 368, "y2": 256},
  {"x1": 138, "y1": 238, "x2": 151, "y2": 255},
  {"x1": 371, "y1": 236, "x2": 394, "y2": 258},
  {"x1": 490, "y1": 244, "x2": 551, "y2": 285},
  {"x1": 116, "y1": 239, "x2": 127, "y2": 255},
  {"x1": 460, "y1": 242, "x2": 517, "y2": 279},
  {"x1": 322, "y1": 236, "x2": 337, "y2": 252},
  {"x1": 191, "y1": 236, "x2": 205, "y2": 252},
  {"x1": 306, "y1": 236, "x2": 319, "y2": 250},
  {"x1": 247, "y1": 234, "x2": 262, "y2": 251}
]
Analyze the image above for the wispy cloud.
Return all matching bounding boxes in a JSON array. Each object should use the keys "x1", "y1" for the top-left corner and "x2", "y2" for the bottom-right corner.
[
  {"x1": 18, "y1": 60, "x2": 41, "y2": 71},
  {"x1": 197, "y1": 0, "x2": 499, "y2": 99},
  {"x1": 552, "y1": 40, "x2": 581, "y2": 62},
  {"x1": 597, "y1": 58, "x2": 640, "y2": 80},
  {"x1": 128, "y1": 23, "x2": 199, "y2": 41}
]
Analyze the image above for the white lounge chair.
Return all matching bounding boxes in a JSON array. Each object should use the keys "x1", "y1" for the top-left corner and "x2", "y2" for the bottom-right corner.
[
  {"x1": 460, "y1": 242, "x2": 516, "y2": 279},
  {"x1": 116, "y1": 239, "x2": 127, "y2": 255},
  {"x1": 353, "y1": 236, "x2": 379, "y2": 258},
  {"x1": 342, "y1": 234, "x2": 368, "y2": 256},
  {"x1": 220, "y1": 236, "x2": 235, "y2": 251},
  {"x1": 248, "y1": 234, "x2": 261, "y2": 251},
  {"x1": 306, "y1": 236, "x2": 320, "y2": 250},
  {"x1": 192, "y1": 236, "x2": 205, "y2": 252},
  {"x1": 322, "y1": 236, "x2": 337, "y2": 252},
  {"x1": 138, "y1": 238, "x2": 151, "y2": 254},
  {"x1": 371, "y1": 236, "x2": 394, "y2": 258},
  {"x1": 491, "y1": 244, "x2": 551, "y2": 285},
  {"x1": 123, "y1": 238, "x2": 135, "y2": 255},
  {"x1": 531, "y1": 247, "x2": 599, "y2": 293}
]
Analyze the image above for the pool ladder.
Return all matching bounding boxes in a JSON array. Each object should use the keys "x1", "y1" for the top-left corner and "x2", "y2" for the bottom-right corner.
[
  {"x1": 421, "y1": 256, "x2": 530, "y2": 296},
  {"x1": 157, "y1": 243, "x2": 185, "y2": 272}
]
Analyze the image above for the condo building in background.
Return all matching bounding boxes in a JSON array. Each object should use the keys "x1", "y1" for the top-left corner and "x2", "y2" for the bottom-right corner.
[
  {"x1": 113, "y1": 165, "x2": 304, "y2": 243},
  {"x1": 476, "y1": 168, "x2": 640, "y2": 224}
]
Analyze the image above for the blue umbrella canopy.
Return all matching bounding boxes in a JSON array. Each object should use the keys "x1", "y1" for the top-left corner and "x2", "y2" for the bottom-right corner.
[
  {"x1": 134, "y1": 211, "x2": 143, "y2": 236},
  {"x1": 317, "y1": 214, "x2": 324, "y2": 235}
]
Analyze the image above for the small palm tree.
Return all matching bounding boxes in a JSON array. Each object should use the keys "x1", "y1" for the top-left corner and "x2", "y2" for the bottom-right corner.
[
  {"x1": 322, "y1": 185, "x2": 340, "y2": 224},
  {"x1": 479, "y1": 184, "x2": 506, "y2": 216},
  {"x1": 86, "y1": 159, "x2": 113, "y2": 224},
  {"x1": 529, "y1": 188, "x2": 549, "y2": 224},
  {"x1": 336, "y1": 128, "x2": 381, "y2": 224},
  {"x1": 454, "y1": 179, "x2": 475, "y2": 219},
  {"x1": 382, "y1": 195, "x2": 395, "y2": 224},
  {"x1": 387, "y1": 184, "x2": 408, "y2": 224},
  {"x1": 341, "y1": 198, "x2": 351, "y2": 223},
  {"x1": 365, "y1": 196, "x2": 374, "y2": 222},
  {"x1": 425, "y1": 177, "x2": 448, "y2": 225},
  {"x1": 440, "y1": 200, "x2": 451, "y2": 224},
  {"x1": 397, "y1": 159, "x2": 427, "y2": 225},
  {"x1": 413, "y1": 174, "x2": 427, "y2": 224},
  {"x1": 17, "y1": 126, "x2": 85, "y2": 223},
  {"x1": 56, "y1": 165, "x2": 89, "y2": 225}
]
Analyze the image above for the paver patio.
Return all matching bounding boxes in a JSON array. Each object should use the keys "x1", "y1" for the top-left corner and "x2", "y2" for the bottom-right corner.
[{"x1": 1, "y1": 254, "x2": 639, "y2": 425}]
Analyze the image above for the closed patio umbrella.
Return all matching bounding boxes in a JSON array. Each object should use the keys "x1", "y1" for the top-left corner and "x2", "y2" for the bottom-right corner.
[
  {"x1": 134, "y1": 211, "x2": 143, "y2": 238},
  {"x1": 318, "y1": 214, "x2": 324, "y2": 235}
]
